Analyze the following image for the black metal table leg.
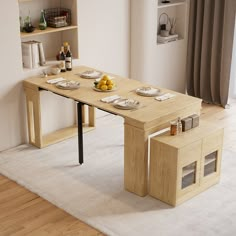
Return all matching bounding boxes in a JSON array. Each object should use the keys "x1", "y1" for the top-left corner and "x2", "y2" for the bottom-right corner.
[{"x1": 77, "y1": 102, "x2": 84, "y2": 164}]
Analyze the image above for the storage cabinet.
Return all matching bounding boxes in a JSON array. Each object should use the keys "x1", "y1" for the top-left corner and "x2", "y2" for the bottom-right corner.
[
  {"x1": 149, "y1": 121, "x2": 224, "y2": 206},
  {"x1": 18, "y1": 0, "x2": 79, "y2": 72}
]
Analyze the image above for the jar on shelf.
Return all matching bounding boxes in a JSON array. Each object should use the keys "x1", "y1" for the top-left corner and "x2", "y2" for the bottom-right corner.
[
  {"x1": 24, "y1": 11, "x2": 35, "y2": 33},
  {"x1": 159, "y1": 12, "x2": 170, "y2": 37},
  {"x1": 39, "y1": 10, "x2": 47, "y2": 30},
  {"x1": 170, "y1": 120, "x2": 178, "y2": 136}
]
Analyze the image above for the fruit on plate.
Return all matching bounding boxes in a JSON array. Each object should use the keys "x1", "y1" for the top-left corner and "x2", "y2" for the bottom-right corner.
[{"x1": 94, "y1": 75, "x2": 115, "y2": 91}]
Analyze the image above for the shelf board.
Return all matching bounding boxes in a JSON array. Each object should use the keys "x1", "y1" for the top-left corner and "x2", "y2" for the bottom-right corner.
[
  {"x1": 23, "y1": 60, "x2": 60, "y2": 74},
  {"x1": 157, "y1": 37, "x2": 184, "y2": 45},
  {"x1": 18, "y1": 0, "x2": 32, "y2": 2},
  {"x1": 22, "y1": 58, "x2": 79, "y2": 75},
  {"x1": 21, "y1": 25, "x2": 78, "y2": 39},
  {"x1": 182, "y1": 168, "x2": 195, "y2": 178},
  {"x1": 182, "y1": 158, "x2": 216, "y2": 178},
  {"x1": 42, "y1": 125, "x2": 95, "y2": 148},
  {"x1": 158, "y1": 0, "x2": 186, "y2": 8},
  {"x1": 205, "y1": 157, "x2": 216, "y2": 166}
]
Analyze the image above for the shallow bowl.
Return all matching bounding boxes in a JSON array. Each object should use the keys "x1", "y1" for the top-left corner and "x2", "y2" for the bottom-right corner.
[{"x1": 51, "y1": 67, "x2": 61, "y2": 75}]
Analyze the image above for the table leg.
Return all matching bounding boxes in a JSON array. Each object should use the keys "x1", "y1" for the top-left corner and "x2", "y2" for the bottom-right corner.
[
  {"x1": 89, "y1": 106, "x2": 96, "y2": 127},
  {"x1": 124, "y1": 123, "x2": 149, "y2": 197},
  {"x1": 77, "y1": 102, "x2": 84, "y2": 164},
  {"x1": 24, "y1": 87, "x2": 42, "y2": 148}
]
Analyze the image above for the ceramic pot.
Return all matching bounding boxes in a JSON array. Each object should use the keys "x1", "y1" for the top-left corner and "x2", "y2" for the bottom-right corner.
[{"x1": 160, "y1": 30, "x2": 169, "y2": 37}]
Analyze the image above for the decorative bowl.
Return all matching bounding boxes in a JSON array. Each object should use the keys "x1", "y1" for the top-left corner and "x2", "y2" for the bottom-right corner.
[
  {"x1": 51, "y1": 67, "x2": 61, "y2": 75},
  {"x1": 24, "y1": 25, "x2": 35, "y2": 33}
]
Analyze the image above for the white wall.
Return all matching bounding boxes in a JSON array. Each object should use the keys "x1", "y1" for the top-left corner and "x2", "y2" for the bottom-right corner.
[
  {"x1": 0, "y1": 0, "x2": 130, "y2": 151},
  {"x1": 78, "y1": 0, "x2": 130, "y2": 77},
  {"x1": 0, "y1": 1, "x2": 26, "y2": 151},
  {"x1": 130, "y1": 0, "x2": 189, "y2": 93}
]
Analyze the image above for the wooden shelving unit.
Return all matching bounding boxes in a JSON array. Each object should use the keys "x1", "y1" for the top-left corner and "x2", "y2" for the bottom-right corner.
[{"x1": 18, "y1": 0, "x2": 79, "y2": 72}]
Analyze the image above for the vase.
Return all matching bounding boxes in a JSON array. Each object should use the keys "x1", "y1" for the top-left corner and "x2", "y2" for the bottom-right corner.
[
  {"x1": 170, "y1": 26, "x2": 176, "y2": 35},
  {"x1": 160, "y1": 30, "x2": 169, "y2": 37},
  {"x1": 39, "y1": 10, "x2": 47, "y2": 30}
]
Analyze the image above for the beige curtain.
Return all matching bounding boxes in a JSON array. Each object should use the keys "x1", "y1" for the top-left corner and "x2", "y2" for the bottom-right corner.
[{"x1": 186, "y1": 0, "x2": 236, "y2": 107}]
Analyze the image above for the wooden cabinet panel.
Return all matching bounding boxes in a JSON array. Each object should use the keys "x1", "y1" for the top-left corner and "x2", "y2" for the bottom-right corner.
[
  {"x1": 202, "y1": 129, "x2": 224, "y2": 155},
  {"x1": 178, "y1": 140, "x2": 201, "y2": 166}
]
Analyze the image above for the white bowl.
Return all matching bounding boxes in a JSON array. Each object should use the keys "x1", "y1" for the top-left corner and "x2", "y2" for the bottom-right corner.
[
  {"x1": 160, "y1": 30, "x2": 169, "y2": 37},
  {"x1": 51, "y1": 67, "x2": 61, "y2": 75}
]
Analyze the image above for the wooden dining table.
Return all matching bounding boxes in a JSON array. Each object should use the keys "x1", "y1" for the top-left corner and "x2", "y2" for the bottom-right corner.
[{"x1": 23, "y1": 65, "x2": 202, "y2": 197}]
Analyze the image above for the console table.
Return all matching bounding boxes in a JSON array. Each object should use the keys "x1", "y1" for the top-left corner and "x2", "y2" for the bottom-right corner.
[{"x1": 23, "y1": 66, "x2": 202, "y2": 197}]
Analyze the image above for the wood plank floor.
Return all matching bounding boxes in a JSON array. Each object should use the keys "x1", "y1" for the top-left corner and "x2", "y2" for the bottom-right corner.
[
  {"x1": 0, "y1": 175, "x2": 104, "y2": 236},
  {"x1": 0, "y1": 101, "x2": 235, "y2": 236}
]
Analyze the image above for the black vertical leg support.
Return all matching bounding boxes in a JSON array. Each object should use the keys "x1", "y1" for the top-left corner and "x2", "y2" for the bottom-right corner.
[{"x1": 77, "y1": 102, "x2": 84, "y2": 164}]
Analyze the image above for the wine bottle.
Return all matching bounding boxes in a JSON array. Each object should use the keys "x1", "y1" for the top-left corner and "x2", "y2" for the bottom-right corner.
[
  {"x1": 65, "y1": 45, "x2": 72, "y2": 71},
  {"x1": 59, "y1": 46, "x2": 66, "y2": 72},
  {"x1": 63, "y1": 42, "x2": 69, "y2": 54}
]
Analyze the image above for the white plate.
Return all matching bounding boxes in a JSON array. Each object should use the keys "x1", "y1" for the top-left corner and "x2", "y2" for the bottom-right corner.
[
  {"x1": 93, "y1": 86, "x2": 117, "y2": 92},
  {"x1": 113, "y1": 98, "x2": 140, "y2": 110},
  {"x1": 56, "y1": 81, "x2": 80, "y2": 90},
  {"x1": 136, "y1": 87, "x2": 161, "y2": 97},
  {"x1": 79, "y1": 70, "x2": 102, "y2": 79}
]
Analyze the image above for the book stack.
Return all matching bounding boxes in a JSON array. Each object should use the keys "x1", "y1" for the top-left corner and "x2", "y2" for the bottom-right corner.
[{"x1": 21, "y1": 41, "x2": 46, "y2": 69}]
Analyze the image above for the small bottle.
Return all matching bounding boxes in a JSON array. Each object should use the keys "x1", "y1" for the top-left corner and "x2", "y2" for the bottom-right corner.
[
  {"x1": 177, "y1": 117, "x2": 182, "y2": 134},
  {"x1": 170, "y1": 121, "x2": 177, "y2": 136},
  {"x1": 59, "y1": 46, "x2": 66, "y2": 72},
  {"x1": 65, "y1": 45, "x2": 72, "y2": 71},
  {"x1": 39, "y1": 10, "x2": 47, "y2": 30}
]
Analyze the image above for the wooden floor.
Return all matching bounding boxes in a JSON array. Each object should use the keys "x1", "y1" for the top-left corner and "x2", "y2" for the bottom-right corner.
[
  {"x1": 0, "y1": 175, "x2": 104, "y2": 236},
  {"x1": 0, "y1": 100, "x2": 235, "y2": 236}
]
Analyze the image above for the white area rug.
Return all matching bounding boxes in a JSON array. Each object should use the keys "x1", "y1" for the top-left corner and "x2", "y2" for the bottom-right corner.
[{"x1": 0, "y1": 113, "x2": 236, "y2": 236}]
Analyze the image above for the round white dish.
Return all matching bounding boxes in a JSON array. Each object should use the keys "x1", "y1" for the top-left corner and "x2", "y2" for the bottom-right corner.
[
  {"x1": 51, "y1": 67, "x2": 61, "y2": 75},
  {"x1": 113, "y1": 98, "x2": 140, "y2": 110},
  {"x1": 136, "y1": 87, "x2": 161, "y2": 97},
  {"x1": 79, "y1": 70, "x2": 102, "y2": 79},
  {"x1": 56, "y1": 81, "x2": 80, "y2": 90}
]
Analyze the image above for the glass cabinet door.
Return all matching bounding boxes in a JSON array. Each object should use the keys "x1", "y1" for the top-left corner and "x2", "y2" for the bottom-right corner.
[
  {"x1": 204, "y1": 151, "x2": 218, "y2": 177},
  {"x1": 182, "y1": 161, "x2": 197, "y2": 189}
]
